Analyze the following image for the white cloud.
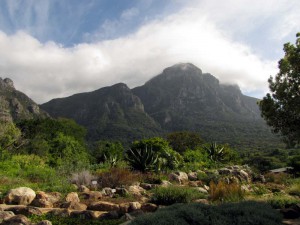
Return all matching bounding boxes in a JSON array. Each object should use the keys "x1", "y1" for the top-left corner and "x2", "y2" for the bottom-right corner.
[{"x1": 1, "y1": 0, "x2": 299, "y2": 104}]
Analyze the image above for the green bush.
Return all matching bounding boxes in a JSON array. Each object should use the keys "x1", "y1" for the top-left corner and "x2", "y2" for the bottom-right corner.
[
  {"x1": 150, "y1": 186, "x2": 206, "y2": 205},
  {"x1": 29, "y1": 214, "x2": 123, "y2": 225},
  {"x1": 267, "y1": 195, "x2": 299, "y2": 209},
  {"x1": 129, "y1": 201, "x2": 282, "y2": 225}
]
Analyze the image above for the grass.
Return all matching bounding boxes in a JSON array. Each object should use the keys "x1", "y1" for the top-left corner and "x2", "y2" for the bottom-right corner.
[{"x1": 209, "y1": 180, "x2": 244, "y2": 203}]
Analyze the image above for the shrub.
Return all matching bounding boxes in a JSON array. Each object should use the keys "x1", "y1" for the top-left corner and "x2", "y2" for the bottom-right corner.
[
  {"x1": 264, "y1": 172, "x2": 290, "y2": 184},
  {"x1": 252, "y1": 184, "x2": 270, "y2": 195},
  {"x1": 96, "y1": 167, "x2": 140, "y2": 188},
  {"x1": 71, "y1": 170, "x2": 96, "y2": 186},
  {"x1": 140, "y1": 173, "x2": 167, "y2": 184},
  {"x1": 129, "y1": 201, "x2": 282, "y2": 225},
  {"x1": 209, "y1": 180, "x2": 244, "y2": 202},
  {"x1": 267, "y1": 195, "x2": 299, "y2": 209},
  {"x1": 150, "y1": 186, "x2": 206, "y2": 205},
  {"x1": 288, "y1": 182, "x2": 300, "y2": 196}
]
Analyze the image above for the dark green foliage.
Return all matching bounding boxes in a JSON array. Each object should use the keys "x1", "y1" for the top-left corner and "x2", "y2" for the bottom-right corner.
[
  {"x1": 92, "y1": 140, "x2": 124, "y2": 164},
  {"x1": 150, "y1": 186, "x2": 206, "y2": 205},
  {"x1": 126, "y1": 146, "x2": 158, "y2": 172},
  {"x1": 166, "y1": 131, "x2": 204, "y2": 154},
  {"x1": 288, "y1": 154, "x2": 300, "y2": 173},
  {"x1": 29, "y1": 214, "x2": 123, "y2": 225},
  {"x1": 129, "y1": 201, "x2": 282, "y2": 225},
  {"x1": 267, "y1": 195, "x2": 300, "y2": 209},
  {"x1": 259, "y1": 33, "x2": 300, "y2": 147},
  {"x1": 129, "y1": 137, "x2": 183, "y2": 171},
  {"x1": 204, "y1": 142, "x2": 225, "y2": 163}
]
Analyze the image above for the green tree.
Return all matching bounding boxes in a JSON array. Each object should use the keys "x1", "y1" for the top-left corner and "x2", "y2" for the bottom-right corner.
[
  {"x1": 166, "y1": 131, "x2": 204, "y2": 154},
  {"x1": 0, "y1": 121, "x2": 22, "y2": 160},
  {"x1": 259, "y1": 33, "x2": 300, "y2": 147},
  {"x1": 92, "y1": 140, "x2": 124, "y2": 164}
]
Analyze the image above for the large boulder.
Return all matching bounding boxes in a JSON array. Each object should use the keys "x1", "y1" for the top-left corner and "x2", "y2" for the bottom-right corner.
[
  {"x1": 4, "y1": 187, "x2": 36, "y2": 205},
  {"x1": 5, "y1": 206, "x2": 42, "y2": 216},
  {"x1": 168, "y1": 172, "x2": 188, "y2": 184},
  {"x1": 128, "y1": 185, "x2": 145, "y2": 197},
  {"x1": 88, "y1": 201, "x2": 120, "y2": 211},
  {"x1": 65, "y1": 192, "x2": 80, "y2": 203},
  {"x1": 2, "y1": 214, "x2": 31, "y2": 225},
  {"x1": 80, "y1": 191, "x2": 102, "y2": 201},
  {"x1": 0, "y1": 211, "x2": 15, "y2": 223},
  {"x1": 61, "y1": 201, "x2": 87, "y2": 210},
  {"x1": 31, "y1": 191, "x2": 61, "y2": 208}
]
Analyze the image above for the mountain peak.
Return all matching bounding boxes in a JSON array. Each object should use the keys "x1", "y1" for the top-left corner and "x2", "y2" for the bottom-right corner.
[
  {"x1": 163, "y1": 63, "x2": 202, "y2": 74},
  {"x1": 0, "y1": 77, "x2": 15, "y2": 89}
]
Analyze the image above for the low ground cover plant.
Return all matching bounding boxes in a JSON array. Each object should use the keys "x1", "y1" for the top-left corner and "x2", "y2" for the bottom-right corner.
[{"x1": 129, "y1": 201, "x2": 282, "y2": 225}]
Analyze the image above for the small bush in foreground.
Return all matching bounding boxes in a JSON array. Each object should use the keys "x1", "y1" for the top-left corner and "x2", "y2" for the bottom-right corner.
[
  {"x1": 129, "y1": 201, "x2": 282, "y2": 225},
  {"x1": 209, "y1": 180, "x2": 244, "y2": 202},
  {"x1": 151, "y1": 186, "x2": 206, "y2": 205}
]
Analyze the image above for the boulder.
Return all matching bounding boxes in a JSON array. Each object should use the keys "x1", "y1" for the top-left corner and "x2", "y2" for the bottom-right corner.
[
  {"x1": 168, "y1": 172, "x2": 188, "y2": 184},
  {"x1": 88, "y1": 201, "x2": 120, "y2": 211},
  {"x1": 5, "y1": 206, "x2": 42, "y2": 216},
  {"x1": 65, "y1": 192, "x2": 80, "y2": 203},
  {"x1": 80, "y1": 191, "x2": 102, "y2": 201},
  {"x1": 140, "y1": 183, "x2": 154, "y2": 190},
  {"x1": 70, "y1": 210, "x2": 103, "y2": 219},
  {"x1": 141, "y1": 203, "x2": 158, "y2": 212},
  {"x1": 280, "y1": 208, "x2": 300, "y2": 219},
  {"x1": 4, "y1": 187, "x2": 36, "y2": 205},
  {"x1": 119, "y1": 203, "x2": 130, "y2": 214},
  {"x1": 31, "y1": 191, "x2": 61, "y2": 208},
  {"x1": 188, "y1": 172, "x2": 198, "y2": 181},
  {"x1": 78, "y1": 185, "x2": 90, "y2": 192},
  {"x1": 61, "y1": 201, "x2": 87, "y2": 210},
  {"x1": 238, "y1": 170, "x2": 251, "y2": 183},
  {"x1": 129, "y1": 202, "x2": 141, "y2": 212},
  {"x1": 197, "y1": 187, "x2": 208, "y2": 194},
  {"x1": 128, "y1": 185, "x2": 145, "y2": 197},
  {"x1": 193, "y1": 199, "x2": 209, "y2": 204},
  {"x1": 160, "y1": 180, "x2": 172, "y2": 187},
  {"x1": 2, "y1": 214, "x2": 30, "y2": 225},
  {"x1": 47, "y1": 209, "x2": 71, "y2": 217},
  {"x1": 0, "y1": 211, "x2": 15, "y2": 222},
  {"x1": 102, "y1": 187, "x2": 114, "y2": 197}
]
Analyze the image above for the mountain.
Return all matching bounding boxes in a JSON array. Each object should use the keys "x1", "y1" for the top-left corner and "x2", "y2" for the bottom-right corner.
[
  {"x1": 41, "y1": 63, "x2": 281, "y2": 149},
  {"x1": 41, "y1": 83, "x2": 162, "y2": 143},
  {"x1": 132, "y1": 63, "x2": 279, "y2": 148},
  {"x1": 0, "y1": 77, "x2": 48, "y2": 122}
]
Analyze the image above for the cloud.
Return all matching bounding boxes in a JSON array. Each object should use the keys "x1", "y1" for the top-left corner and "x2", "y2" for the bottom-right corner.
[{"x1": 1, "y1": 0, "x2": 299, "y2": 104}]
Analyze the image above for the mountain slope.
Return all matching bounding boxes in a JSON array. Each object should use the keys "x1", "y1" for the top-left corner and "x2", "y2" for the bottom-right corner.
[
  {"x1": 132, "y1": 63, "x2": 280, "y2": 148},
  {"x1": 41, "y1": 83, "x2": 162, "y2": 142},
  {"x1": 0, "y1": 77, "x2": 48, "y2": 122}
]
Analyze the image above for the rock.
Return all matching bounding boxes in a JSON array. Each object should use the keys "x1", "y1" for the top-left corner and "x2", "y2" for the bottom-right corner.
[
  {"x1": 197, "y1": 187, "x2": 208, "y2": 194},
  {"x1": 168, "y1": 172, "x2": 188, "y2": 184},
  {"x1": 31, "y1": 191, "x2": 61, "y2": 208},
  {"x1": 160, "y1": 180, "x2": 172, "y2": 187},
  {"x1": 78, "y1": 185, "x2": 90, "y2": 192},
  {"x1": 65, "y1": 192, "x2": 80, "y2": 203},
  {"x1": 141, "y1": 203, "x2": 158, "y2": 212},
  {"x1": 119, "y1": 203, "x2": 130, "y2": 214},
  {"x1": 203, "y1": 185, "x2": 210, "y2": 191},
  {"x1": 36, "y1": 220, "x2": 52, "y2": 225},
  {"x1": 188, "y1": 172, "x2": 198, "y2": 181},
  {"x1": 80, "y1": 191, "x2": 102, "y2": 201},
  {"x1": 99, "y1": 211, "x2": 120, "y2": 219},
  {"x1": 0, "y1": 211, "x2": 15, "y2": 222},
  {"x1": 61, "y1": 201, "x2": 87, "y2": 210},
  {"x1": 5, "y1": 206, "x2": 43, "y2": 216},
  {"x1": 102, "y1": 187, "x2": 114, "y2": 197},
  {"x1": 88, "y1": 201, "x2": 120, "y2": 211},
  {"x1": 116, "y1": 187, "x2": 129, "y2": 196},
  {"x1": 128, "y1": 185, "x2": 145, "y2": 197},
  {"x1": 238, "y1": 170, "x2": 251, "y2": 183},
  {"x1": 4, "y1": 187, "x2": 36, "y2": 205},
  {"x1": 47, "y1": 209, "x2": 71, "y2": 217},
  {"x1": 140, "y1": 183, "x2": 153, "y2": 190},
  {"x1": 70, "y1": 210, "x2": 103, "y2": 219},
  {"x1": 2, "y1": 214, "x2": 30, "y2": 225},
  {"x1": 129, "y1": 202, "x2": 141, "y2": 212}
]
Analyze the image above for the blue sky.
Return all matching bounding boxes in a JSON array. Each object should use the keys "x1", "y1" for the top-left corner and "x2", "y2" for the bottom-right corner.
[{"x1": 0, "y1": 0, "x2": 299, "y2": 103}]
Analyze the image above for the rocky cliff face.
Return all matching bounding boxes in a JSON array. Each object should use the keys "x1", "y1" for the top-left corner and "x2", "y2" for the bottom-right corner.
[
  {"x1": 41, "y1": 83, "x2": 161, "y2": 142},
  {"x1": 0, "y1": 77, "x2": 48, "y2": 122}
]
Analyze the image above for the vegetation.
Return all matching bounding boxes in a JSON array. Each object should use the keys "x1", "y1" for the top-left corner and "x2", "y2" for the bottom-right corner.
[
  {"x1": 209, "y1": 180, "x2": 245, "y2": 203},
  {"x1": 150, "y1": 186, "x2": 207, "y2": 205},
  {"x1": 259, "y1": 33, "x2": 300, "y2": 147},
  {"x1": 129, "y1": 201, "x2": 282, "y2": 225}
]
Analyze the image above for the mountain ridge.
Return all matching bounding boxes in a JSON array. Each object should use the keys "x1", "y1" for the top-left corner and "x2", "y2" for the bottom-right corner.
[{"x1": 40, "y1": 63, "x2": 281, "y2": 148}]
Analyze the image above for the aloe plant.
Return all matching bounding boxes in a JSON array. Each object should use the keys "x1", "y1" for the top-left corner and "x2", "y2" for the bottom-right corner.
[
  {"x1": 125, "y1": 145, "x2": 158, "y2": 172},
  {"x1": 204, "y1": 142, "x2": 225, "y2": 163}
]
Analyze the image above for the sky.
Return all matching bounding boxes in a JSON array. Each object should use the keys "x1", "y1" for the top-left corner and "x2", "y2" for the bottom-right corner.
[{"x1": 0, "y1": 0, "x2": 299, "y2": 103}]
